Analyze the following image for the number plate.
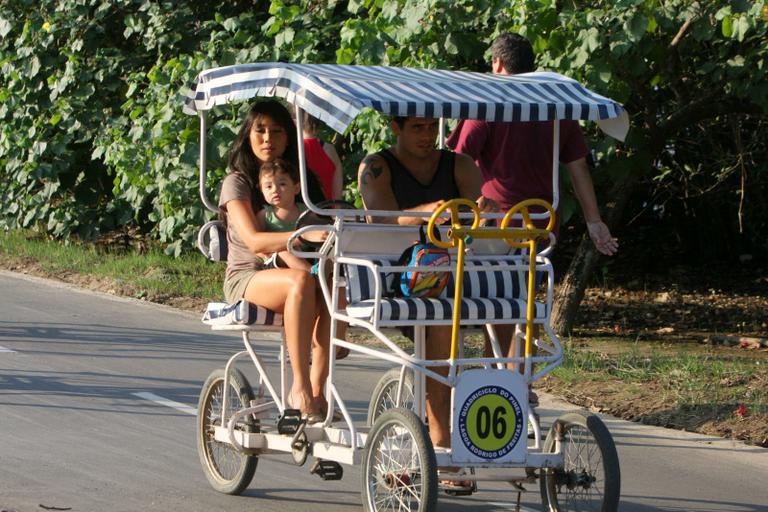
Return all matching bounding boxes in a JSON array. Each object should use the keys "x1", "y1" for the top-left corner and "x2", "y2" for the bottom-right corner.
[{"x1": 451, "y1": 369, "x2": 528, "y2": 464}]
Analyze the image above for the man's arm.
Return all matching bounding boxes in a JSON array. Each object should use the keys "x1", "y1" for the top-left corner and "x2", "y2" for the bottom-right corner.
[
  {"x1": 565, "y1": 157, "x2": 618, "y2": 256},
  {"x1": 358, "y1": 153, "x2": 445, "y2": 225},
  {"x1": 358, "y1": 154, "x2": 398, "y2": 223}
]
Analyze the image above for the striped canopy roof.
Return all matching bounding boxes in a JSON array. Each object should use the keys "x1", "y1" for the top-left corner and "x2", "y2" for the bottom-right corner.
[{"x1": 183, "y1": 62, "x2": 629, "y2": 140}]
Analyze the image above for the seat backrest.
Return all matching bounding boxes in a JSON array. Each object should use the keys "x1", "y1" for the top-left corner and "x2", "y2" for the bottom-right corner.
[
  {"x1": 445, "y1": 259, "x2": 526, "y2": 300},
  {"x1": 344, "y1": 256, "x2": 528, "y2": 303},
  {"x1": 344, "y1": 258, "x2": 397, "y2": 303},
  {"x1": 197, "y1": 220, "x2": 228, "y2": 262}
]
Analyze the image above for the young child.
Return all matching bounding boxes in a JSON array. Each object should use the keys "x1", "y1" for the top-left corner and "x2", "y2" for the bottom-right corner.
[
  {"x1": 256, "y1": 158, "x2": 311, "y2": 271},
  {"x1": 257, "y1": 157, "x2": 350, "y2": 361}
]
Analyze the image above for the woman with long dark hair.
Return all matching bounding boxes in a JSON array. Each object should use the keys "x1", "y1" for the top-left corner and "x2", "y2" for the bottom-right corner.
[{"x1": 219, "y1": 100, "x2": 330, "y2": 421}]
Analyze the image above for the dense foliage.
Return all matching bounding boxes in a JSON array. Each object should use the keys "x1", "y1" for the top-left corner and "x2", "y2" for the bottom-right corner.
[{"x1": 1, "y1": 0, "x2": 766, "y2": 260}]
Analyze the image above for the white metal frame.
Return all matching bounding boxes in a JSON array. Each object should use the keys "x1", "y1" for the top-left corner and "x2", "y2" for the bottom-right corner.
[{"x1": 191, "y1": 64, "x2": 627, "y2": 490}]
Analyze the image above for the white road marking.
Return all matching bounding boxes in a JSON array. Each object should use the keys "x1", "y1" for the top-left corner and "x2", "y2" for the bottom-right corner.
[
  {"x1": 486, "y1": 503, "x2": 536, "y2": 511},
  {"x1": 0, "y1": 345, "x2": 16, "y2": 353},
  {"x1": 133, "y1": 392, "x2": 197, "y2": 416}
]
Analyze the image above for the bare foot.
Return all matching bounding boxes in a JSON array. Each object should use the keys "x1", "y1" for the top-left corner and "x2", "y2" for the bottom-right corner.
[{"x1": 289, "y1": 388, "x2": 319, "y2": 416}]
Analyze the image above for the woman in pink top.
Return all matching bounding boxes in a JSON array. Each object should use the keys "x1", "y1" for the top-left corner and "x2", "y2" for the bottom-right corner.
[{"x1": 302, "y1": 112, "x2": 343, "y2": 201}]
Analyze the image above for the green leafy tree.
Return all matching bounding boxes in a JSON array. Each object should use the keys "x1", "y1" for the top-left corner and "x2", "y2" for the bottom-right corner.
[
  {"x1": 1, "y1": 0, "x2": 766, "y2": 322},
  {"x1": 506, "y1": 0, "x2": 768, "y2": 333}
]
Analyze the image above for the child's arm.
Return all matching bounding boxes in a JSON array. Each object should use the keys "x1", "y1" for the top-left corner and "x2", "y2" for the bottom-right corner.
[{"x1": 276, "y1": 250, "x2": 312, "y2": 271}]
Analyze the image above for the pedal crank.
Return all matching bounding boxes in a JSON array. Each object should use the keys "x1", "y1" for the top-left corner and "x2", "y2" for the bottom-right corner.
[{"x1": 291, "y1": 430, "x2": 310, "y2": 466}]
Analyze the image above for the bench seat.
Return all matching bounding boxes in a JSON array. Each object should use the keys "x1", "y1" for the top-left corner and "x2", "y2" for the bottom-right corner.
[
  {"x1": 347, "y1": 296, "x2": 546, "y2": 324},
  {"x1": 343, "y1": 256, "x2": 548, "y2": 325}
]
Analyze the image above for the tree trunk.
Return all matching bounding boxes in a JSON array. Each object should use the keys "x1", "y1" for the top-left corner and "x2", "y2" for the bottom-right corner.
[
  {"x1": 551, "y1": 236, "x2": 602, "y2": 336},
  {"x1": 552, "y1": 164, "x2": 644, "y2": 335}
]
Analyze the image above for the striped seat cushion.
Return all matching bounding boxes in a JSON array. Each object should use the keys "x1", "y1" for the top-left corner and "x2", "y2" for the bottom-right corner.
[
  {"x1": 345, "y1": 258, "x2": 528, "y2": 303},
  {"x1": 202, "y1": 300, "x2": 283, "y2": 327},
  {"x1": 346, "y1": 296, "x2": 546, "y2": 323},
  {"x1": 344, "y1": 257, "x2": 544, "y2": 323},
  {"x1": 344, "y1": 259, "x2": 396, "y2": 303}
]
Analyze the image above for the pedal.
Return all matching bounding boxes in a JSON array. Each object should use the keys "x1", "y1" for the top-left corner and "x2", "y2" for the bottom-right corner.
[
  {"x1": 309, "y1": 459, "x2": 344, "y2": 481},
  {"x1": 277, "y1": 409, "x2": 302, "y2": 435}
]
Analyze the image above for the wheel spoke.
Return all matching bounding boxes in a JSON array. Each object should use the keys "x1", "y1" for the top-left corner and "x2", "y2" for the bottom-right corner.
[
  {"x1": 364, "y1": 410, "x2": 434, "y2": 512},
  {"x1": 542, "y1": 414, "x2": 618, "y2": 512},
  {"x1": 197, "y1": 370, "x2": 256, "y2": 494}
]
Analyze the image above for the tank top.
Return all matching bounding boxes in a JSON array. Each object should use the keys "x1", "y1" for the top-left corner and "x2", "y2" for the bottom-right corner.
[
  {"x1": 376, "y1": 149, "x2": 459, "y2": 210},
  {"x1": 263, "y1": 204, "x2": 307, "y2": 232},
  {"x1": 304, "y1": 137, "x2": 336, "y2": 200}
]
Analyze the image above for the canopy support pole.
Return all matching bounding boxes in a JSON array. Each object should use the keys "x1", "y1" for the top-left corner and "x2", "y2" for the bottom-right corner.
[
  {"x1": 551, "y1": 120, "x2": 560, "y2": 212},
  {"x1": 199, "y1": 111, "x2": 218, "y2": 213}
]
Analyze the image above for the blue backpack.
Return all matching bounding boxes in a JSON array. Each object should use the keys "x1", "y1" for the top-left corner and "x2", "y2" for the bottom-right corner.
[{"x1": 390, "y1": 225, "x2": 451, "y2": 298}]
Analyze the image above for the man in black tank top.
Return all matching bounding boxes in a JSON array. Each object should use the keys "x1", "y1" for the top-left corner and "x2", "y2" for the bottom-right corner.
[
  {"x1": 357, "y1": 116, "x2": 496, "y2": 475},
  {"x1": 358, "y1": 116, "x2": 494, "y2": 224}
]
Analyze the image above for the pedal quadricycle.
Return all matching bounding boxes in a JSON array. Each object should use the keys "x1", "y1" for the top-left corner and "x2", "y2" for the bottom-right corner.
[{"x1": 185, "y1": 62, "x2": 629, "y2": 511}]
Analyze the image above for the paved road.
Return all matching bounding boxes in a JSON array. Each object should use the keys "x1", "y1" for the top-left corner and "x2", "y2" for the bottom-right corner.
[{"x1": 1, "y1": 271, "x2": 766, "y2": 512}]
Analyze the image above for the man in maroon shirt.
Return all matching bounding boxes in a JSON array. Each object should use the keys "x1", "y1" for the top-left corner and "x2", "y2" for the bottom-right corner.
[
  {"x1": 447, "y1": 33, "x2": 618, "y2": 419},
  {"x1": 447, "y1": 33, "x2": 617, "y2": 251}
]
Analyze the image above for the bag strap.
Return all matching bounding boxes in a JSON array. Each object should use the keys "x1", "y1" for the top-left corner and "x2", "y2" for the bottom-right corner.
[
  {"x1": 420, "y1": 223, "x2": 443, "y2": 244},
  {"x1": 387, "y1": 243, "x2": 416, "y2": 297}
]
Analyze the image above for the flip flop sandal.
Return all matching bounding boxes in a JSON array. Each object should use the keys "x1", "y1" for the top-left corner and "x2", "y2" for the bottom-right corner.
[
  {"x1": 335, "y1": 346, "x2": 351, "y2": 360},
  {"x1": 438, "y1": 468, "x2": 477, "y2": 496},
  {"x1": 287, "y1": 395, "x2": 324, "y2": 424},
  {"x1": 322, "y1": 408, "x2": 344, "y2": 422}
]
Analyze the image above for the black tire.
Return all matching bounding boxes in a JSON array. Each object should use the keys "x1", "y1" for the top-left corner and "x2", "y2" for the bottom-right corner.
[
  {"x1": 367, "y1": 367, "x2": 415, "y2": 426},
  {"x1": 540, "y1": 412, "x2": 621, "y2": 512},
  {"x1": 196, "y1": 368, "x2": 258, "y2": 495},
  {"x1": 362, "y1": 408, "x2": 438, "y2": 512}
]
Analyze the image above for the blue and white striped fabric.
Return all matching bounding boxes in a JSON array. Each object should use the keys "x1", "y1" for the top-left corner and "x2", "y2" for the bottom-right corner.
[
  {"x1": 202, "y1": 300, "x2": 283, "y2": 327},
  {"x1": 183, "y1": 63, "x2": 626, "y2": 136},
  {"x1": 343, "y1": 257, "x2": 545, "y2": 323},
  {"x1": 345, "y1": 258, "x2": 527, "y2": 304},
  {"x1": 346, "y1": 296, "x2": 546, "y2": 324}
]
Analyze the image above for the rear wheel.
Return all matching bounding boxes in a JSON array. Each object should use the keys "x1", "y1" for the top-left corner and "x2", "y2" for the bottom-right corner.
[
  {"x1": 367, "y1": 367, "x2": 415, "y2": 426},
  {"x1": 197, "y1": 368, "x2": 258, "y2": 494},
  {"x1": 540, "y1": 412, "x2": 620, "y2": 511},
  {"x1": 362, "y1": 408, "x2": 437, "y2": 512}
]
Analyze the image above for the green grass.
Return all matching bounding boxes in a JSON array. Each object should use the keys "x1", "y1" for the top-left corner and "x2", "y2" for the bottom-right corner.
[
  {"x1": 553, "y1": 338, "x2": 767, "y2": 415},
  {"x1": 0, "y1": 229, "x2": 222, "y2": 301}
]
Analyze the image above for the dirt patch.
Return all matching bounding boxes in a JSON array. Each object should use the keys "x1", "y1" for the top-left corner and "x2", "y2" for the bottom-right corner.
[{"x1": 539, "y1": 373, "x2": 768, "y2": 448}]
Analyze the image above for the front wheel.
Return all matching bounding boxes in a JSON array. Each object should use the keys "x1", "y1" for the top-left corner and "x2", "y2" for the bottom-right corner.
[
  {"x1": 540, "y1": 412, "x2": 621, "y2": 511},
  {"x1": 367, "y1": 367, "x2": 415, "y2": 426},
  {"x1": 361, "y1": 408, "x2": 437, "y2": 512},
  {"x1": 196, "y1": 368, "x2": 258, "y2": 495}
]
